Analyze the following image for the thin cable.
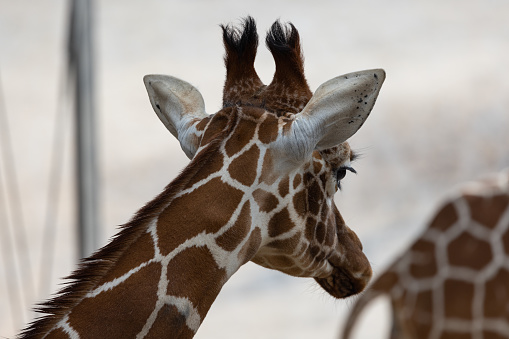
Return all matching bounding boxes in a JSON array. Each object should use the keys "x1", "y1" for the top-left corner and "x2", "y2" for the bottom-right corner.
[{"x1": 0, "y1": 71, "x2": 27, "y2": 328}]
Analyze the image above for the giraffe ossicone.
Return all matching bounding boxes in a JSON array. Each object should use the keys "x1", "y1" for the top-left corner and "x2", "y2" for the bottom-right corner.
[{"x1": 20, "y1": 17, "x2": 385, "y2": 338}]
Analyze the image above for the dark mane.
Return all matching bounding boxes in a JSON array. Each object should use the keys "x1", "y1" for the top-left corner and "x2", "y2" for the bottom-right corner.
[{"x1": 18, "y1": 111, "x2": 238, "y2": 338}]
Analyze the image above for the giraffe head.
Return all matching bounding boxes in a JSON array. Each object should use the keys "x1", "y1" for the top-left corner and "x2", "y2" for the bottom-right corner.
[{"x1": 144, "y1": 17, "x2": 384, "y2": 299}]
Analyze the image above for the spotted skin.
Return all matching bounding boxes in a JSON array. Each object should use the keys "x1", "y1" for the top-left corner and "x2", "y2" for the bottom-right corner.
[{"x1": 342, "y1": 169, "x2": 509, "y2": 339}]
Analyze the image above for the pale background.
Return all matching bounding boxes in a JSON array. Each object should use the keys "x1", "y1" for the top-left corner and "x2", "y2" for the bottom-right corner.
[{"x1": 1, "y1": 0, "x2": 509, "y2": 338}]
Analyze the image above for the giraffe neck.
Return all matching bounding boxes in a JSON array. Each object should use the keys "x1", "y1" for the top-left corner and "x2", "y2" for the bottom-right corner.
[
  {"x1": 26, "y1": 133, "x2": 262, "y2": 338},
  {"x1": 57, "y1": 214, "x2": 251, "y2": 338}
]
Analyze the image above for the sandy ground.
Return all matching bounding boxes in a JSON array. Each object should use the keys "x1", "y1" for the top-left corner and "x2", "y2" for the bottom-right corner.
[{"x1": 1, "y1": 0, "x2": 509, "y2": 338}]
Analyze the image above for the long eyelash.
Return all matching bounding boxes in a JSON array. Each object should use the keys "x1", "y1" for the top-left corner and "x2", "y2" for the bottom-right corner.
[
  {"x1": 346, "y1": 166, "x2": 357, "y2": 174},
  {"x1": 351, "y1": 147, "x2": 371, "y2": 162}
]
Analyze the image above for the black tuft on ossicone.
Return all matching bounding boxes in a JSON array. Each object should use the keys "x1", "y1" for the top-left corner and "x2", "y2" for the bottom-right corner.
[
  {"x1": 265, "y1": 19, "x2": 300, "y2": 55},
  {"x1": 264, "y1": 19, "x2": 309, "y2": 88},
  {"x1": 221, "y1": 16, "x2": 259, "y2": 65}
]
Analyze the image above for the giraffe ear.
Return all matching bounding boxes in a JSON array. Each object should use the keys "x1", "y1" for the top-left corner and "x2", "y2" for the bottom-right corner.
[
  {"x1": 144, "y1": 74, "x2": 208, "y2": 158},
  {"x1": 284, "y1": 69, "x2": 385, "y2": 159}
]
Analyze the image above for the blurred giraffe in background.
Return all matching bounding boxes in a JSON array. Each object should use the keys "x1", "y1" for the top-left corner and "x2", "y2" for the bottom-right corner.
[
  {"x1": 19, "y1": 17, "x2": 385, "y2": 338},
  {"x1": 343, "y1": 169, "x2": 509, "y2": 339}
]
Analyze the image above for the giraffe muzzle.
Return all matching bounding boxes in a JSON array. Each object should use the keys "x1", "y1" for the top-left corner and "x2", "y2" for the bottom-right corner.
[{"x1": 314, "y1": 264, "x2": 372, "y2": 299}]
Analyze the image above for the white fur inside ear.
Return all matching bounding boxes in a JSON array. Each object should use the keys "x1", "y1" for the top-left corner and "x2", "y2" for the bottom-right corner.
[
  {"x1": 299, "y1": 69, "x2": 385, "y2": 151},
  {"x1": 144, "y1": 74, "x2": 208, "y2": 158}
]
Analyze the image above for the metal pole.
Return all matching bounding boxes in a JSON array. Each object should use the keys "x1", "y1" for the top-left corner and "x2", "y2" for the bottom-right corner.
[{"x1": 68, "y1": 0, "x2": 100, "y2": 259}]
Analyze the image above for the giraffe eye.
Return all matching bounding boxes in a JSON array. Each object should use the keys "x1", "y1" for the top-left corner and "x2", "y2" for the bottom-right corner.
[
  {"x1": 336, "y1": 168, "x2": 347, "y2": 181},
  {"x1": 336, "y1": 166, "x2": 356, "y2": 188}
]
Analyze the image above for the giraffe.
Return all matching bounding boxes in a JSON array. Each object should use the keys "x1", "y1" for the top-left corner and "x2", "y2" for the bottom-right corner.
[
  {"x1": 19, "y1": 17, "x2": 385, "y2": 338},
  {"x1": 342, "y1": 169, "x2": 509, "y2": 339}
]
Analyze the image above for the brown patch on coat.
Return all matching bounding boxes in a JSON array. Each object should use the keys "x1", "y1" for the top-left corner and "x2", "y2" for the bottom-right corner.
[
  {"x1": 313, "y1": 161, "x2": 323, "y2": 173},
  {"x1": 278, "y1": 176, "x2": 290, "y2": 197},
  {"x1": 429, "y1": 202, "x2": 458, "y2": 232},
  {"x1": 195, "y1": 116, "x2": 211, "y2": 131},
  {"x1": 166, "y1": 246, "x2": 227, "y2": 319},
  {"x1": 503, "y1": 228, "x2": 509, "y2": 256},
  {"x1": 253, "y1": 189, "x2": 279, "y2": 213},
  {"x1": 144, "y1": 304, "x2": 195, "y2": 339},
  {"x1": 308, "y1": 180, "x2": 323, "y2": 216},
  {"x1": 68, "y1": 262, "x2": 161, "y2": 337},
  {"x1": 216, "y1": 201, "x2": 252, "y2": 251},
  {"x1": 466, "y1": 194, "x2": 509, "y2": 230},
  {"x1": 481, "y1": 331, "x2": 508, "y2": 339},
  {"x1": 185, "y1": 152, "x2": 224, "y2": 188},
  {"x1": 258, "y1": 113, "x2": 279, "y2": 144},
  {"x1": 268, "y1": 208, "x2": 295, "y2": 237},
  {"x1": 259, "y1": 150, "x2": 276, "y2": 185},
  {"x1": 97, "y1": 231, "x2": 155, "y2": 285},
  {"x1": 200, "y1": 110, "x2": 231, "y2": 146},
  {"x1": 293, "y1": 189, "x2": 307, "y2": 218},
  {"x1": 157, "y1": 178, "x2": 243, "y2": 255},
  {"x1": 447, "y1": 232, "x2": 492, "y2": 270},
  {"x1": 228, "y1": 145, "x2": 260, "y2": 186},
  {"x1": 439, "y1": 331, "x2": 473, "y2": 339},
  {"x1": 484, "y1": 268, "x2": 509, "y2": 319},
  {"x1": 293, "y1": 173, "x2": 302, "y2": 189},
  {"x1": 443, "y1": 279, "x2": 474, "y2": 319},
  {"x1": 224, "y1": 117, "x2": 257, "y2": 157}
]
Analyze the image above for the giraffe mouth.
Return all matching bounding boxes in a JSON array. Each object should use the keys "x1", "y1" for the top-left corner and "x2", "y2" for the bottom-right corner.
[{"x1": 314, "y1": 264, "x2": 370, "y2": 299}]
